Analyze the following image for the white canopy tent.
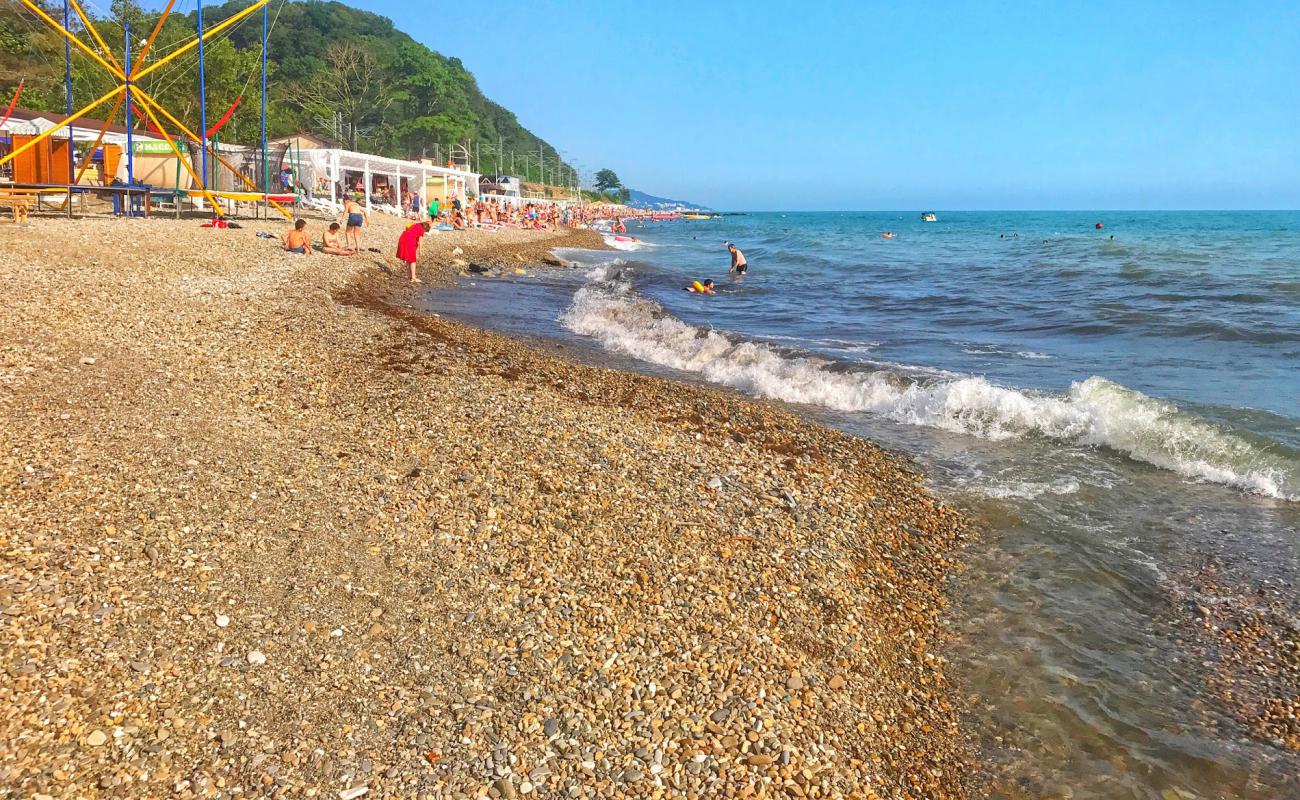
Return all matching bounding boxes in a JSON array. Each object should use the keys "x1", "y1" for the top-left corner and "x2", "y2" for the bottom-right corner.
[{"x1": 298, "y1": 147, "x2": 479, "y2": 214}]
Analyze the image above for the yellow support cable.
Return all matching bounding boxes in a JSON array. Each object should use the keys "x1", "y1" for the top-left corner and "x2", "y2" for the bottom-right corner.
[
  {"x1": 60, "y1": 93, "x2": 125, "y2": 209},
  {"x1": 16, "y1": 0, "x2": 125, "y2": 81},
  {"x1": 133, "y1": 0, "x2": 269, "y2": 81},
  {"x1": 132, "y1": 0, "x2": 177, "y2": 74},
  {"x1": 69, "y1": 0, "x2": 123, "y2": 74},
  {"x1": 133, "y1": 88, "x2": 292, "y2": 219},
  {"x1": 131, "y1": 99, "x2": 224, "y2": 217},
  {"x1": 0, "y1": 86, "x2": 123, "y2": 169}
]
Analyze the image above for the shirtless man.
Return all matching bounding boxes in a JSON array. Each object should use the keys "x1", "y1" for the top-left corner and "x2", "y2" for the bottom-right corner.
[
  {"x1": 321, "y1": 222, "x2": 355, "y2": 255},
  {"x1": 727, "y1": 242, "x2": 747, "y2": 275},
  {"x1": 282, "y1": 219, "x2": 313, "y2": 255},
  {"x1": 341, "y1": 195, "x2": 367, "y2": 253}
]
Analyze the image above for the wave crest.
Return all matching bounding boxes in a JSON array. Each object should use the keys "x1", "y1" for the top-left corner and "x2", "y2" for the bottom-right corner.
[{"x1": 560, "y1": 269, "x2": 1299, "y2": 500}]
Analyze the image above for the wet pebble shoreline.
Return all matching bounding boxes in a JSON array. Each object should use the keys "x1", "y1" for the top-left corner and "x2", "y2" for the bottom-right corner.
[{"x1": 1, "y1": 217, "x2": 974, "y2": 798}]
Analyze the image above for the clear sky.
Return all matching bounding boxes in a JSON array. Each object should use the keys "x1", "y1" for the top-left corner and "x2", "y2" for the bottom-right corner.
[{"x1": 169, "y1": 0, "x2": 1300, "y2": 210}]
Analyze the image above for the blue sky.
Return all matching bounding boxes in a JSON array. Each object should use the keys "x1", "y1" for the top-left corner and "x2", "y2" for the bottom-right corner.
[{"x1": 162, "y1": 0, "x2": 1300, "y2": 210}]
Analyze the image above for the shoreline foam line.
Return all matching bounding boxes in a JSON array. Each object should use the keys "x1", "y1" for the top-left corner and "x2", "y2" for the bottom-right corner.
[{"x1": 560, "y1": 265, "x2": 1300, "y2": 500}]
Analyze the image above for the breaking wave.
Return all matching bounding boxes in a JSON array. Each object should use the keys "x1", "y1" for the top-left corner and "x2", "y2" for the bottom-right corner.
[{"x1": 560, "y1": 266, "x2": 1300, "y2": 500}]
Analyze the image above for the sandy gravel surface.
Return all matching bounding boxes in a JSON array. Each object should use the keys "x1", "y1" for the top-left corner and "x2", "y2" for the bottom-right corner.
[{"x1": 1, "y1": 217, "x2": 974, "y2": 799}]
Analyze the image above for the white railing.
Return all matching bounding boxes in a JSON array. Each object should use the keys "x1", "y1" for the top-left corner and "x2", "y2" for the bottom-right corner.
[{"x1": 479, "y1": 192, "x2": 568, "y2": 208}]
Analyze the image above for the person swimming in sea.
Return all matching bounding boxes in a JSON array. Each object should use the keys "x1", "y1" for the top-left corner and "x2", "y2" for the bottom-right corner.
[
  {"x1": 687, "y1": 279, "x2": 715, "y2": 295},
  {"x1": 727, "y1": 243, "x2": 747, "y2": 275},
  {"x1": 881, "y1": 232, "x2": 896, "y2": 239}
]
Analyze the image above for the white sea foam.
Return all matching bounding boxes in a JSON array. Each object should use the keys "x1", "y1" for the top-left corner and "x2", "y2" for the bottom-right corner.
[
  {"x1": 602, "y1": 234, "x2": 652, "y2": 251},
  {"x1": 560, "y1": 269, "x2": 1299, "y2": 500},
  {"x1": 978, "y1": 477, "x2": 1082, "y2": 500}
]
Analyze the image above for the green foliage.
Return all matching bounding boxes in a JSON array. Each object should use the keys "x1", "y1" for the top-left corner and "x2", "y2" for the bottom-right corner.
[
  {"x1": 1, "y1": 0, "x2": 571, "y2": 182},
  {"x1": 594, "y1": 168, "x2": 621, "y2": 191}
]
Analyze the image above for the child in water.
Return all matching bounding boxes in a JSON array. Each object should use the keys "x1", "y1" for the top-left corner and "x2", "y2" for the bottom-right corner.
[{"x1": 687, "y1": 279, "x2": 715, "y2": 295}]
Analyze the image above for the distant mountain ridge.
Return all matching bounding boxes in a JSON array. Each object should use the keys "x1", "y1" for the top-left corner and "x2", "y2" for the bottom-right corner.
[{"x1": 625, "y1": 188, "x2": 711, "y2": 212}]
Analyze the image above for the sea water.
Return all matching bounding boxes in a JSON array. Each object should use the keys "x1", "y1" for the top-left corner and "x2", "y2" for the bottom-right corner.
[{"x1": 424, "y1": 211, "x2": 1300, "y2": 799}]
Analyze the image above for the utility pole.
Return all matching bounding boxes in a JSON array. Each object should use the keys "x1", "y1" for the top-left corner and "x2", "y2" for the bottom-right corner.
[
  {"x1": 63, "y1": 0, "x2": 73, "y2": 218},
  {"x1": 260, "y1": 0, "x2": 268, "y2": 216},
  {"x1": 198, "y1": 0, "x2": 209, "y2": 202}
]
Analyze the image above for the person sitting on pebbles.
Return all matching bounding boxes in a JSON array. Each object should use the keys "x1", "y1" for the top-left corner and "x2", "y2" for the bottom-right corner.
[
  {"x1": 282, "y1": 219, "x2": 313, "y2": 255},
  {"x1": 321, "y1": 222, "x2": 356, "y2": 256}
]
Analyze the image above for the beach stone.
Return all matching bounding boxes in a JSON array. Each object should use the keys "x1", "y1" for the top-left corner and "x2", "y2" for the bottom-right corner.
[
  {"x1": 828, "y1": 674, "x2": 846, "y2": 690},
  {"x1": 543, "y1": 718, "x2": 559, "y2": 738},
  {"x1": 86, "y1": 730, "x2": 109, "y2": 747},
  {"x1": 493, "y1": 777, "x2": 517, "y2": 799},
  {"x1": 215, "y1": 614, "x2": 230, "y2": 628},
  {"x1": 247, "y1": 650, "x2": 267, "y2": 666},
  {"x1": 707, "y1": 476, "x2": 723, "y2": 490},
  {"x1": 786, "y1": 674, "x2": 805, "y2": 691}
]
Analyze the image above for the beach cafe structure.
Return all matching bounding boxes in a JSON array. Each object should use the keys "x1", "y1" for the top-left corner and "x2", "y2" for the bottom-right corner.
[
  {"x1": 297, "y1": 147, "x2": 480, "y2": 212},
  {"x1": 0, "y1": 107, "x2": 169, "y2": 186}
]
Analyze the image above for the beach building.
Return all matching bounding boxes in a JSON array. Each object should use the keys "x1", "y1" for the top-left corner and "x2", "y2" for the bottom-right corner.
[
  {"x1": 294, "y1": 146, "x2": 480, "y2": 213},
  {"x1": 0, "y1": 107, "x2": 173, "y2": 186}
]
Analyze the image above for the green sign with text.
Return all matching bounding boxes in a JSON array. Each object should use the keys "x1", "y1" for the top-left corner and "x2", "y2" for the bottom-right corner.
[{"x1": 133, "y1": 140, "x2": 181, "y2": 154}]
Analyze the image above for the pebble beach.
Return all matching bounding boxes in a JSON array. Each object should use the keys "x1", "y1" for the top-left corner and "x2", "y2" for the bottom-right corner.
[{"x1": 0, "y1": 215, "x2": 974, "y2": 799}]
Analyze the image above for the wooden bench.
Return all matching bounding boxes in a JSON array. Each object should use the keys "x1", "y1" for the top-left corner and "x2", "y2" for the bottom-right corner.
[{"x1": 0, "y1": 193, "x2": 33, "y2": 223}]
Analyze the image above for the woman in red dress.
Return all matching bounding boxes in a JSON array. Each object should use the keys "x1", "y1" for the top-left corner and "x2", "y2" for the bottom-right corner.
[{"x1": 396, "y1": 221, "x2": 432, "y2": 283}]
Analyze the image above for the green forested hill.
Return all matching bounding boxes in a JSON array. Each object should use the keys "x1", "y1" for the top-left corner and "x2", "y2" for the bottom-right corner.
[{"x1": 0, "y1": 0, "x2": 574, "y2": 183}]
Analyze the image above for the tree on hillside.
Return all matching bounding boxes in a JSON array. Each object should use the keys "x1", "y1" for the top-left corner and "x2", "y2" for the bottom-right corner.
[
  {"x1": 2, "y1": 0, "x2": 578, "y2": 173},
  {"x1": 297, "y1": 41, "x2": 394, "y2": 151},
  {"x1": 594, "y1": 168, "x2": 621, "y2": 192}
]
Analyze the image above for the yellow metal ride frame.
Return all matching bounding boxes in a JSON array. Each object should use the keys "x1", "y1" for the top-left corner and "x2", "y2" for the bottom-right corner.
[{"x1": 0, "y1": 0, "x2": 289, "y2": 219}]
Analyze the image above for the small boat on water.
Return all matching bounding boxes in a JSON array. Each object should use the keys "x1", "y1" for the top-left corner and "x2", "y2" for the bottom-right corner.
[
  {"x1": 650, "y1": 213, "x2": 680, "y2": 221},
  {"x1": 684, "y1": 213, "x2": 710, "y2": 220},
  {"x1": 921, "y1": 212, "x2": 938, "y2": 222}
]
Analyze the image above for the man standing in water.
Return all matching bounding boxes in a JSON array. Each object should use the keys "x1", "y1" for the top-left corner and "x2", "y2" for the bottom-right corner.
[{"x1": 727, "y1": 242, "x2": 748, "y2": 275}]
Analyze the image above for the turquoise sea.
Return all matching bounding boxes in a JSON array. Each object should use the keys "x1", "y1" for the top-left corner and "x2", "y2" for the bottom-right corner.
[{"x1": 426, "y1": 211, "x2": 1300, "y2": 799}]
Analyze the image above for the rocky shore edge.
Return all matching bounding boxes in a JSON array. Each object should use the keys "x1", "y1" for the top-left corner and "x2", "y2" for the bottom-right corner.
[{"x1": 1, "y1": 217, "x2": 976, "y2": 799}]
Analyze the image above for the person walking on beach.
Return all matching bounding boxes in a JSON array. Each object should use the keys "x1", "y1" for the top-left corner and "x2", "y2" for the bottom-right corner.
[
  {"x1": 396, "y1": 220, "x2": 432, "y2": 283},
  {"x1": 727, "y1": 242, "x2": 748, "y2": 275},
  {"x1": 342, "y1": 195, "x2": 367, "y2": 253}
]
